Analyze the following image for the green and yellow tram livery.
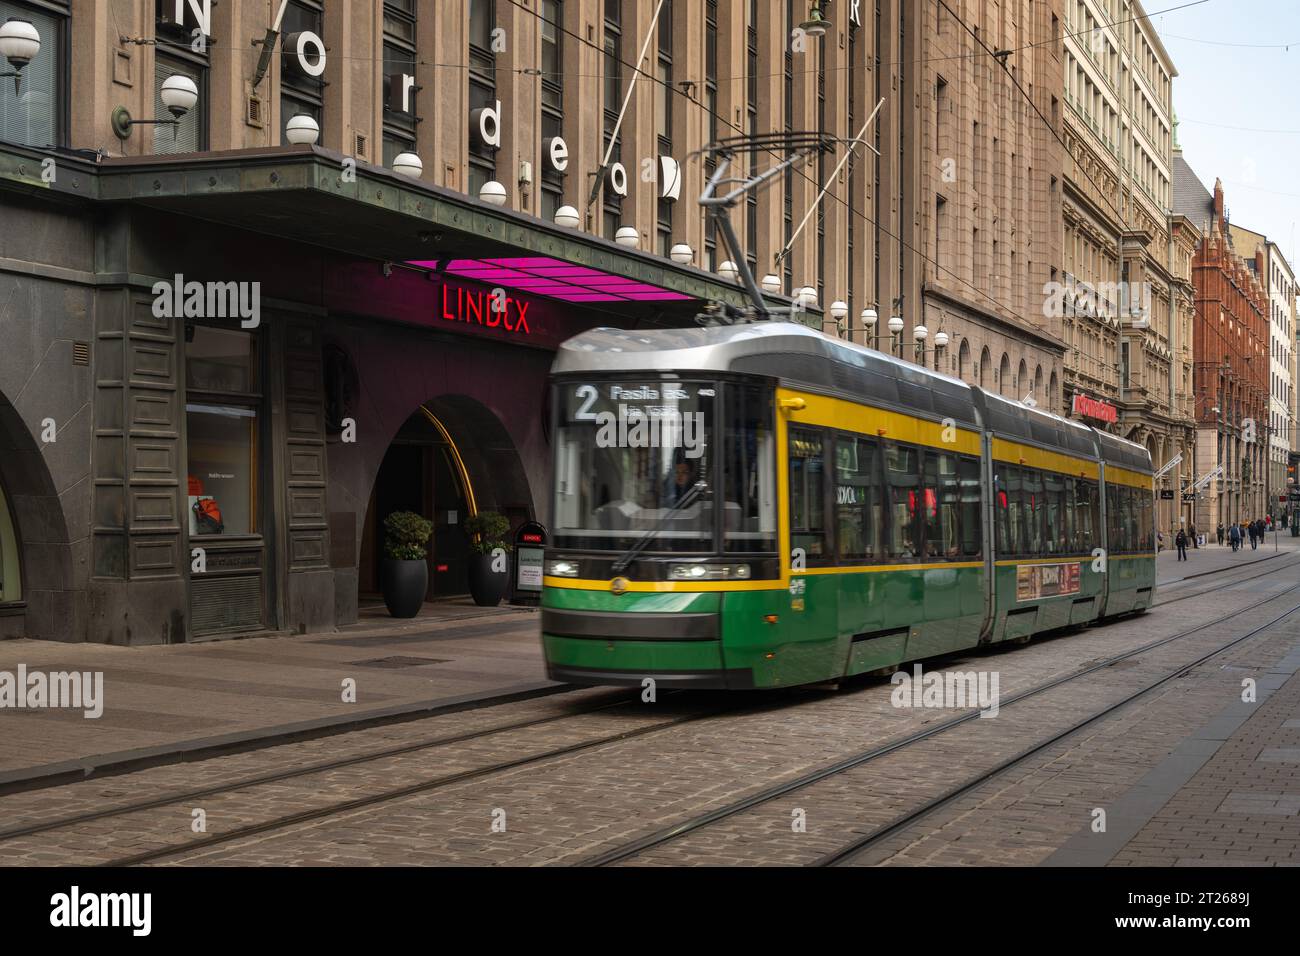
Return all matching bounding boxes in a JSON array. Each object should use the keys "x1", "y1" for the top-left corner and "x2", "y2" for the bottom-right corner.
[{"x1": 541, "y1": 322, "x2": 1155, "y2": 689}]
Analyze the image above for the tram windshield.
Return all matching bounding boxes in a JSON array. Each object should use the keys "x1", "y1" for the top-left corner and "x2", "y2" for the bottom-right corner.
[{"x1": 552, "y1": 380, "x2": 777, "y2": 554}]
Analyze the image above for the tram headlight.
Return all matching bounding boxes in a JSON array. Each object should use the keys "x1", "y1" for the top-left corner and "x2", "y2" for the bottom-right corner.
[
  {"x1": 668, "y1": 563, "x2": 752, "y2": 581},
  {"x1": 546, "y1": 560, "x2": 580, "y2": 577}
]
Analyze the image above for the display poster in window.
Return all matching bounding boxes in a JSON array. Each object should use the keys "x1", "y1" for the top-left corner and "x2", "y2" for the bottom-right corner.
[{"x1": 1016, "y1": 562, "x2": 1081, "y2": 602}]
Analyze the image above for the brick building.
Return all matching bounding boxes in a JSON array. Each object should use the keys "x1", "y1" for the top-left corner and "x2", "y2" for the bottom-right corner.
[
  {"x1": 1175, "y1": 161, "x2": 1269, "y2": 527},
  {"x1": 1058, "y1": 0, "x2": 1194, "y2": 536}
]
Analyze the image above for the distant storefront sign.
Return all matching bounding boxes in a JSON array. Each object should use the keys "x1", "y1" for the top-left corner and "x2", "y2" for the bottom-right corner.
[{"x1": 1071, "y1": 393, "x2": 1118, "y2": 424}]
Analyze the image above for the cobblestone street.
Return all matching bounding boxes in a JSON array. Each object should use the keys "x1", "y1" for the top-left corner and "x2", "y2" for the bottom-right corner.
[{"x1": 2, "y1": 540, "x2": 1298, "y2": 867}]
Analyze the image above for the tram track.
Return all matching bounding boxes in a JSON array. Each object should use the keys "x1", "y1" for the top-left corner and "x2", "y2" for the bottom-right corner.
[
  {"x1": 0, "y1": 688, "x2": 641, "y2": 845},
  {"x1": 814, "y1": 596, "x2": 1300, "y2": 866},
  {"x1": 2, "y1": 551, "x2": 1290, "y2": 866},
  {"x1": 580, "y1": 554, "x2": 1300, "y2": 866},
  {"x1": 3, "y1": 690, "x2": 800, "y2": 867}
]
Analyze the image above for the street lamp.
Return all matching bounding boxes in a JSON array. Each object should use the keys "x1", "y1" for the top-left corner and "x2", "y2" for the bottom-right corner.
[
  {"x1": 887, "y1": 314, "x2": 904, "y2": 358},
  {"x1": 830, "y1": 300, "x2": 848, "y2": 336},
  {"x1": 111, "y1": 74, "x2": 199, "y2": 140}
]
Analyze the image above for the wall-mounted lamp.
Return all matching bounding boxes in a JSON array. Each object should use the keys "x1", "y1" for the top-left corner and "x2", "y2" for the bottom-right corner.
[
  {"x1": 799, "y1": 3, "x2": 831, "y2": 37},
  {"x1": 669, "y1": 243, "x2": 694, "y2": 264},
  {"x1": 554, "y1": 205, "x2": 580, "y2": 229},
  {"x1": 392, "y1": 152, "x2": 423, "y2": 178},
  {"x1": 112, "y1": 74, "x2": 198, "y2": 140},
  {"x1": 285, "y1": 112, "x2": 320, "y2": 145},
  {"x1": 0, "y1": 18, "x2": 39, "y2": 95},
  {"x1": 479, "y1": 180, "x2": 508, "y2": 205}
]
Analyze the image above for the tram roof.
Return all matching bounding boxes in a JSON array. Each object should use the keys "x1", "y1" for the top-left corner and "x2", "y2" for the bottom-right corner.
[{"x1": 553, "y1": 322, "x2": 1151, "y2": 473}]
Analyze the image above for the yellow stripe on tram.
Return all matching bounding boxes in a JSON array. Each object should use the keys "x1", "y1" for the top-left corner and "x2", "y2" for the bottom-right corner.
[
  {"x1": 777, "y1": 388, "x2": 982, "y2": 455},
  {"x1": 991, "y1": 438, "x2": 1100, "y2": 479}
]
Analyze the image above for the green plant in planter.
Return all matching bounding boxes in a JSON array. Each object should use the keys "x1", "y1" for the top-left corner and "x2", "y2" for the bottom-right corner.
[
  {"x1": 383, "y1": 511, "x2": 433, "y2": 560},
  {"x1": 463, "y1": 511, "x2": 511, "y2": 555}
]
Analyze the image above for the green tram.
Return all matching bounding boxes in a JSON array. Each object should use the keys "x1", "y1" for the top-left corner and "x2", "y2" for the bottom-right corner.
[{"x1": 541, "y1": 322, "x2": 1155, "y2": 689}]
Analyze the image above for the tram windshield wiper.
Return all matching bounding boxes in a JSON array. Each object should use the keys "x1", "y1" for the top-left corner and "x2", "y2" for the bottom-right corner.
[{"x1": 610, "y1": 480, "x2": 708, "y2": 575}]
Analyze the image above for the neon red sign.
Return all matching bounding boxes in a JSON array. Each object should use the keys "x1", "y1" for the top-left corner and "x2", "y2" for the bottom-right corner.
[
  {"x1": 441, "y1": 283, "x2": 532, "y2": 335},
  {"x1": 1072, "y1": 393, "x2": 1118, "y2": 424}
]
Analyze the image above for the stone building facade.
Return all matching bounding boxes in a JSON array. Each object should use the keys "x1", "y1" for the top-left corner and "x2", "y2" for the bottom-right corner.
[{"x1": 1058, "y1": 0, "x2": 1194, "y2": 535}]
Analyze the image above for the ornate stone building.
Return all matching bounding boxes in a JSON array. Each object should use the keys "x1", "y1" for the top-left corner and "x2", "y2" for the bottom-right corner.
[{"x1": 1058, "y1": 0, "x2": 1192, "y2": 534}]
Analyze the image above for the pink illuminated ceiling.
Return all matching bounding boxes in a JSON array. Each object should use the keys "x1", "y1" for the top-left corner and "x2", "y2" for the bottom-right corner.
[{"x1": 406, "y1": 256, "x2": 695, "y2": 303}]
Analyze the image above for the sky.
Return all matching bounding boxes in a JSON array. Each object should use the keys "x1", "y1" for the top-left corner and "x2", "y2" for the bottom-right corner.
[{"x1": 1154, "y1": 0, "x2": 1300, "y2": 270}]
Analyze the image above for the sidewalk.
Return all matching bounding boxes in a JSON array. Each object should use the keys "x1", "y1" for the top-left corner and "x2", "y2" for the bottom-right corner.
[
  {"x1": 0, "y1": 598, "x2": 555, "y2": 789},
  {"x1": 1155, "y1": 530, "x2": 1299, "y2": 584},
  {"x1": 2, "y1": 540, "x2": 1297, "y2": 791}
]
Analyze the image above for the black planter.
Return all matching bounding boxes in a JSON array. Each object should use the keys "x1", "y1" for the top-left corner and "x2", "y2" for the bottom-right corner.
[
  {"x1": 381, "y1": 558, "x2": 428, "y2": 618},
  {"x1": 468, "y1": 552, "x2": 509, "y2": 607}
]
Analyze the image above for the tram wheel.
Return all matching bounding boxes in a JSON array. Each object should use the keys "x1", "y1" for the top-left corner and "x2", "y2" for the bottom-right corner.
[{"x1": 867, "y1": 664, "x2": 900, "y2": 678}]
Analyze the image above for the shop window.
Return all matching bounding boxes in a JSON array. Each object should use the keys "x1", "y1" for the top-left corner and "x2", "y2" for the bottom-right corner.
[
  {"x1": 0, "y1": 1, "x2": 66, "y2": 148},
  {"x1": 789, "y1": 427, "x2": 827, "y2": 563},
  {"x1": 0, "y1": 480, "x2": 20, "y2": 603},
  {"x1": 185, "y1": 328, "x2": 260, "y2": 538}
]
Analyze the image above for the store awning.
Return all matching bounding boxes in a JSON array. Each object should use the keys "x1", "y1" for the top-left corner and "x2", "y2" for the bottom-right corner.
[{"x1": 0, "y1": 142, "x2": 772, "y2": 322}]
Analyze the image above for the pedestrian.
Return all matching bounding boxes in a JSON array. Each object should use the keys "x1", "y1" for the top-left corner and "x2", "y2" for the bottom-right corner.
[
  {"x1": 1217, "y1": 522, "x2": 1225, "y2": 546},
  {"x1": 1189, "y1": 523, "x2": 1199, "y2": 548},
  {"x1": 1229, "y1": 523, "x2": 1241, "y2": 552},
  {"x1": 1157, "y1": 530, "x2": 1164, "y2": 552},
  {"x1": 1249, "y1": 521, "x2": 1259, "y2": 550},
  {"x1": 1175, "y1": 528, "x2": 1188, "y2": 561}
]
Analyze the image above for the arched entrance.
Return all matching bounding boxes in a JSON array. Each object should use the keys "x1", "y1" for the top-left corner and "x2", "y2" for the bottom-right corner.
[
  {"x1": 0, "y1": 389, "x2": 70, "y2": 637},
  {"x1": 358, "y1": 395, "x2": 533, "y2": 603}
]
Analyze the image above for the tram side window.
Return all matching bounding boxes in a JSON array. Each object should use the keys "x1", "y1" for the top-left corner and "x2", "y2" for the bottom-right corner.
[
  {"x1": 834, "y1": 435, "x2": 881, "y2": 561},
  {"x1": 1105, "y1": 485, "x2": 1119, "y2": 553},
  {"x1": 1044, "y1": 473, "x2": 1064, "y2": 555},
  {"x1": 959, "y1": 456, "x2": 982, "y2": 557},
  {"x1": 885, "y1": 443, "x2": 921, "y2": 560},
  {"x1": 925, "y1": 451, "x2": 961, "y2": 559},
  {"x1": 789, "y1": 428, "x2": 828, "y2": 563},
  {"x1": 1123, "y1": 488, "x2": 1135, "y2": 552},
  {"x1": 994, "y1": 466, "x2": 1012, "y2": 556},
  {"x1": 1062, "y1": 477, "x2": 1077, "y2": 554},
  {"x1": 1076, "y1": 480, "x2": 1097, "y2": 553},
  {"x1": 1024, "y1": 468, "x2": 1045, "y2": 556},
  {"x1": 1141, "y1": 492, "x2": 1153, "y2": 551},
  {"x1": 723, "y1": 384, "x2": 777, "y2": 554},
  {"x1": 1006, "y1": 466, "x2": 1026, "y2": 556}
]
